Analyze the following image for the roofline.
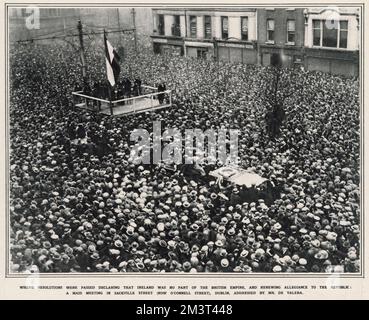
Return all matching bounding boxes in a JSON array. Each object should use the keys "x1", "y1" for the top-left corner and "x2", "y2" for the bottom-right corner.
[{"x1": 151, "y1": 7, "x2": 257, "y2": 12}]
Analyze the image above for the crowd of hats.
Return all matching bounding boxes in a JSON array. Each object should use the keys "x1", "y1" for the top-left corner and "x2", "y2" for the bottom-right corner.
[{"x1": 9, "y1": 42, "x2": 360, "y2": 273}]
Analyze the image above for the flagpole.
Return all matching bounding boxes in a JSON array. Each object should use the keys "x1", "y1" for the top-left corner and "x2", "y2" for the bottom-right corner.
[{"x1": 109, "y1": 86, "x2": 113, "y2": 116}]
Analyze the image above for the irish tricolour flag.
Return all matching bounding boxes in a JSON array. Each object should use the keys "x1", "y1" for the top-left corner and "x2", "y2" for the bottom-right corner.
[{"x1": 104, "y1": 32, "x2": 121, "y2": 87}]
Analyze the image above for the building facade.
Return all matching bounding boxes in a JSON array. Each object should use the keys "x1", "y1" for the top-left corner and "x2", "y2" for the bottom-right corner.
[
  {"x1": 257, "y1": 8, "x2": 305, "y2": 67},
  {"x1": 151, "y1": 8, "x2": 258, "y2": 65},
  {"x1": 151, "y1": 7, "x2": 360, "y2": 77},
  {"x1": 303, "y1": 7, "x2": 360, "y2": 76}
]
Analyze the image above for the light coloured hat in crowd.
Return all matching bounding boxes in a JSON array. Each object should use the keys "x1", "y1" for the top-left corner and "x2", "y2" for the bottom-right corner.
[
  {"x1": 215, "y1": 240, "x2": 224, "y2": 247},
  {"x1": 273, "y1": 265, "x2": 282, "y2": 272},
  {"x1": 314, "y1": 250, "x2": 329, "y2": 260},
  {"x1": 221, "y1": 258, "x2": 229, "y2": 268},
  {"x1": 114, "y1": 240, "x2": 123, "y2": 248}
]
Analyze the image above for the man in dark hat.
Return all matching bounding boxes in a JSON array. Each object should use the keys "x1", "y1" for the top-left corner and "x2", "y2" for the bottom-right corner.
[
  {"x1": 158, "y1": 82, "x2": 166, "y2": 104},
  {"x1": 124, "y1": 78, "x2": 132, "y2": 104}
]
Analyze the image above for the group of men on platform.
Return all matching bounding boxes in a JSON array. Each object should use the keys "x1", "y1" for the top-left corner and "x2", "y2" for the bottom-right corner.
[
  {"x1": 80, "y1": 78, "x2": 167, "y2": 105},
  {"x1": 76, "y1": 78, "x2": 167, "y2": 107},
  {"x1": 82, "y1": 78, "x2": 142, "y2": 101}
]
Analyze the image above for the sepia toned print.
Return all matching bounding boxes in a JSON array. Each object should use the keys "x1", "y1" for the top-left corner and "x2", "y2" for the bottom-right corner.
[{"x1": 8, "y1": 5, "x2": 360, "y2": 275}]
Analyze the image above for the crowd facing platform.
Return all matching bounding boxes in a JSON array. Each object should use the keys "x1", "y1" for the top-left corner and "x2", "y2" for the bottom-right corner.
[{"x1": 9, "y1": 41, "x2": 360, "y2": 273}]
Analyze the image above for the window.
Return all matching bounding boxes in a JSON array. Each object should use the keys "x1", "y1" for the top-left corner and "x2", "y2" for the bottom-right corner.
[
  {"x1": 158, "y1": 14, "x2": 165, "y2": 35},
  {"x1": 190, "y1": 16, "x2": 197, "y2": 38},
  {"x1": 267, "y1": 19, "x2": 275, "y2": 42},
  {"x1": 322, "y1": 20, "x2": 338, "y2": 47},
  {"x1": 313, "y1": 20, "x2": 321, "y2": 46},
  {"x1": 339, "y1": 20, "x2": 348, "y2": 48},
  {"x1": 172, "y1": 15, "x2": 181, "y2": 36},
  {"x1": 312, "y1": 20, "x2": 348, "y2": 49},
  {"x1": 241, "y1": 17, "x2": 249, "y2": 41},
  {"x1": 287, "y1": 19, "x2": 295, "y2": 43},
  {"x1": 197, "y1": 48, "x2": 207, "y2": 59},
  {"x1": 221, "y1": 16, "x2": 228, "y2": 39},
  {"x1": 204, "y1": 15, "x2": 212, "y2": 39}
]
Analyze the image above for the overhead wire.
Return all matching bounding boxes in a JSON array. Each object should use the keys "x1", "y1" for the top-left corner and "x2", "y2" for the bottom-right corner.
[
  {"x1": 13, "y1": 28, "x2": 136, "y2": 44},
  {"x1": 28, "y1": 26, "x2": 77, "y2": 40}
]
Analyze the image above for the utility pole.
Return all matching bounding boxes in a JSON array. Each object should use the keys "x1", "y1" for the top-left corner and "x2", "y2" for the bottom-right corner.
[
  {"x1": 184, "y1": 9, "x2": 187, "y2": 57},
  {"x1": 116, "y1": 8, "x2": 123, "y2": 44},
  {"x1": 184, "y1": 9, "x2": 188, "y2": 37},
  {"x1": 77, "y1": 20, "x2": 87, "y2": 84},
  {"x1": 213, "y1": 36, "x2": 218, "y2": 63},
  {"x1": 131, "y1": 8, "x2": 138, "y2": 53}
]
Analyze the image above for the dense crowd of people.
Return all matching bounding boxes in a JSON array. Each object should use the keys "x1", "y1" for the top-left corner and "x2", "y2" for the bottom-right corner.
[{"x1": 9, "y1": 39, "x2": 360, "y2": 273}]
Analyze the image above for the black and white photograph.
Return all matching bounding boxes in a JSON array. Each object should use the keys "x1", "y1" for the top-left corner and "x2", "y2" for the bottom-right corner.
[{"x1": 7, "y1": 4, "x2": 361, "y2": 275}]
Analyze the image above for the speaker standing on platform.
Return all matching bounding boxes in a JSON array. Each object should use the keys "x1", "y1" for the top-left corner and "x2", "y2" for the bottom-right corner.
[{"x1": 158, "y1": 82, "x2": 166, "y2": 104}]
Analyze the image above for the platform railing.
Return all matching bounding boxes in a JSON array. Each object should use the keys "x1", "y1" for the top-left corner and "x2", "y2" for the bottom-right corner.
[{"x1": 72, "y1": 87, "x2": 172, "y2": 116}]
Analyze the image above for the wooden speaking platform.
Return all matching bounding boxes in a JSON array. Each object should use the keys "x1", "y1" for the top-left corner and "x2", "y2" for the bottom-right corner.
[{"x1": 72, "y1": 85, "x2": 172, "y2": 117}]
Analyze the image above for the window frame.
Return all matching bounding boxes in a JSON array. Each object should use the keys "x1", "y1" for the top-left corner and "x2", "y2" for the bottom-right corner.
[
  {"x1": 197, "y1": 48, "x2": 207, "y2": 59},
  {"x1": 312, "y1": 19, "x2": 349, "y2": 49},
  {"x1": 204, "y1": 15, "x2": 212, "y2": 39},
  {"x1": 266, "y1": 19, "x2": 275, "y2": 43},
  {"x1": 312, "y1": 19, "x2": 321, "y2": 46},
  {"x1": 158, "y1": 14, "x2": 165, "y2": 35},
  {"x1": 221, "y1": 16, "x2": 229, "y2": 39},
  {"x1": 189, "y1": 15, "x2": 197, "y2": 38},
  {"x1": 286, "y1": 19, "x2": 296, "y2": 45},
  {"x1": 172, "y1": 15, "x2": 181, "y2": 37},
  {"x1": 339, "y1": 20, "x2": 348, "y2": 49},
  {"x1": 241, "y1": 16, "x2": 249, "y2": 41}
]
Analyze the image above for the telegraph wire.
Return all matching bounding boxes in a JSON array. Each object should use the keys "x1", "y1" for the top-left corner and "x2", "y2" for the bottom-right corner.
[{"x1": 13, "y1": 28, "x2": 136, "y2": 44}]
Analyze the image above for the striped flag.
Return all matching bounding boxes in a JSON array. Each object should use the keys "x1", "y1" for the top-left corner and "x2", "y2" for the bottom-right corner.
[{"x1": 104, "y1": 32, "x2": 121, "y2": 87}]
